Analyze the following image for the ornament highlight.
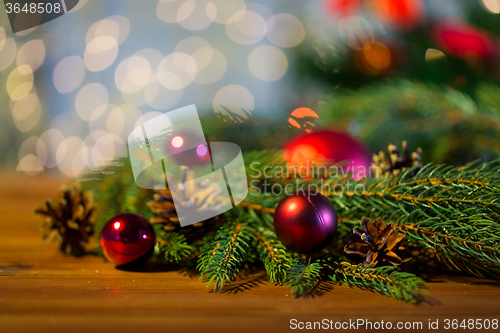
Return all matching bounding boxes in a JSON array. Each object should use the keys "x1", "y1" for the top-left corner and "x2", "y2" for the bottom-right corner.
[
  {"x1": 274, "y1": 191, "x2": 338, "y2": 253},
  {"x1": 100, "y1": 213, "x2": 156, "y2": 267},
  {"x1": 433, "y1": 21, "x2": 497, "y2": 60},
  {"x1": 285, "y1": 130, "x2": 372, "y2": 179}
]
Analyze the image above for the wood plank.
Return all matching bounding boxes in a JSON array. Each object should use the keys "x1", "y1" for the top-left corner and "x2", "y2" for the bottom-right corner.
[{"x1": 0, "y1": 173, "x2": 499, "y2": 332}]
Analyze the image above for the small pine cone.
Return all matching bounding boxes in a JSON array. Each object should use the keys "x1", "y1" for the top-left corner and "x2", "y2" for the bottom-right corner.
[
  {"x1": 372, "y1": 141, "x2": 422, "y2": 178},
  {"x1": 343, "y1": 217, "x2": 411, "y2": 268},
  {"x1": 35, "y1": 183, "x2": 95, "y2": 256},
  {"x1": 147, "y1": 166, "x2": 224, "y2": 238}
]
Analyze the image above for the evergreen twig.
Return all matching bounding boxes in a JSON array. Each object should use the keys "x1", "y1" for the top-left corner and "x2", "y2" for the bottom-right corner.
[
  {"x1": 331, "y1": 262, "x2": 427, "y2": 303},
  {"x1": 197, "y1": 220, "x2": 252, "y2": 292},
  {"x1": 284, "y1": 257, "x2": 323, "y2": 298}
]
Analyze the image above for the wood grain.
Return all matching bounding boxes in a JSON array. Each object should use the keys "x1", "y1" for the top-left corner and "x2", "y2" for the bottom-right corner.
[{"x1": 0, "y1": 173, "x2": 499, "y2": 333}]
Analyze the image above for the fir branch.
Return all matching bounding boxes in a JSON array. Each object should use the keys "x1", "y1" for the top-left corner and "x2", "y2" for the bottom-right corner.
[
  {"x1": 252, "y1": 227, "x2": 293, "y2": 284},
  {"x1": 331, "y1": 262, "x2": 427, "y2": 303},
  {"x1": 155, "y1": 231, "x2": 194, "y2": 264},
  {"x1": 324, "y1": 160, "x2": 500, "y2": 220},
  {"x1": 284, "y1": 257, "x2": 323, "y2": 298},
  {"x1": 399, "y1": 211, "x2": 500, "y2": 278},
  {"x1": 197, "y1": 220, "x2": 252, "y2": 292}
]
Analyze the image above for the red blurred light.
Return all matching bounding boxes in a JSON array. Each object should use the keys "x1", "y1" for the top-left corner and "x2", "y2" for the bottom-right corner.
[
  {"x1": 172, "y1": 136, "x2": 183, "y2": 148},
  {"x1": 113, "y1": 222, "x2": 121, "y2": 230}
]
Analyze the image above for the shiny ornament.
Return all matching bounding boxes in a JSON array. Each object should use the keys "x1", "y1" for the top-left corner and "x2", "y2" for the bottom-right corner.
[
  {"x1": 367, "y1": 0, "x2": 424, "y2": 31},
  {"x1": 323, "y1": 0, "x2": 363, "y2": 17},
  {"x1": 433, "y1": 22, "x2": 497, "y2": 60},
  {"x1": 100, "y1": 213, "x2": 156, "y2": 267},
  {"x1": 164, "y1": 131, "x2": 211, "y2": 168},
  {"x1": 274, "y1": 191, "x2": 338, "y2": 253},
  {"x1": 285, "y1": 130, "x2": 371, "y2": 179}
]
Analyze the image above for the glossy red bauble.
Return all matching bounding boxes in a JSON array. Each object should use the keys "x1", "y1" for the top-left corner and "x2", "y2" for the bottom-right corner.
[
  {"x1": 100, "y1": 213, "x2": 156, "y2": 267},
  {"x1": 285, "y1": 130, "x2": 371, "y2": 179},
  {"x1": 323, "y1": 0, "x2": 363, "y2": 17},
  {"x1": 433, "y1": 22, "x2": 497, "y2": 60},
  {"x1": 274, "y1": 191, "x2": 338, "y2": 253},
  {"x1": 368, "y1": 0, "x2": 424, "y2": 31}
]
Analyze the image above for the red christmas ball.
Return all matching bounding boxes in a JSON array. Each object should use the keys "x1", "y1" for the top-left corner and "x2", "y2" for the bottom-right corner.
[
  {"x1": 100, "y1": 213, "x2": 156, "y2": 267},
  {"x1": 368, "y1": 0, "x2": 424, "y2": 31},
  {"x1": 274, "y1": 191, "x2": 338, "y2": 253},
  {"x1": 285, "y1": 130, "x2": 371, "y2": 179},
  {"x1": 433, "y1": 21, "x2": 497, "y2": 60},
  {"x1": 323, "y1": 0, "x2": 363, "y2": 17}
]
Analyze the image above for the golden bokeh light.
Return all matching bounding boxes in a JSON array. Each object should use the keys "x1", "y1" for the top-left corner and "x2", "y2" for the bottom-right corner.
[
  {"x1": 53, "y1": 56, "x2": 86, "y2": 93},
  {"x1": 115, "y1": 56, "x2": 153, "y2": 94},
  {"x1": 86, "y1": 16, "x2": 130, "y2": 46},
  {"x1": 88, "y1": 104, "x2": 117, "y2": 139},
  {"x1": 194, "y1": 49, "x2": 227, "y2": 84},
  {"x1": 11, "y1": 91, "x2": 39, "y2": 122},
  {"x1": 248, "y1": 45, "x2": 288, "y2": 81},
  {"x1": 226, "y1": 10, "x2": 267, "y2": 45},
  {"x1": 354, "y1": 41, "x2": 392, "y2": 76},
  {"x1": 84, "y1": 36, "x2": 119, "y2": 72},
  {"x1": 7, "y1": 65, "x2": 34, "y2": 101},
  {"x1": 425, "y1": 48, "x2": 446, "y2": 62},
  {"x1": 156, "y1": 0, "x2": 185, "y2": 24},
  {"x1": 16, "y1": 39, "x2": 45, "y2": 72},
  {"x1": 177, "y1": 0, "x2": 216, "y2": 31},
  {"x1": 16, "y1": 154, "x2": 44, "y2": 176},
  {"x1": 106, "y1": 104, "x2": 142, "y2": 140},
  {"x1": 75, "y1": 83, "x2": 109, "y2": 121},
  {"x1": 18, "y1": 136, "x2": 39, "y2": 161},
  {"x1": 481, "y1": 0, "x2": 500, "y2": 13},
  {"x1": 0, "y1": 27, "x2": 6, "y2": 53},
  {"x1": 56, "y1": 136, "x2": 86, "y2": 177},
  {"x1": 210, "y1": 0, "x2": 246, "y2": 24},
  {"x1": 175, "y1": 37, "x2": 213, "y2": 71},
  {"x1": 213, "y1": 85, "x2": 254, "y2": 122},
  {"x1": 157, "y1": 52, "x2": 197, "y2": 90},
  {"x1": 0, "y1": 39, "x2": 18, "y2": 71},
  {"x1": 36, "y1": 128, "x2": 65, "y2": 168},
  {"x1": 266, "y1": 13, "x2": 305, "y2": 48}
]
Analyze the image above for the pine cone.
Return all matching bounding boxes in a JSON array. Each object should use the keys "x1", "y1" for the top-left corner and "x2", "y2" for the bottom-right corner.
[
  {"x1": 35, "y1": 183, "x2": 95, "y2": 256},
  {"x1": 343, "y1": 217, "x2": 411, "y2": 268},
  {"x1": 372, "y1": 141, "x2": 422, "y2": 178},
  {"x1": 147, "y1": 166, "x2": 224, "y2": 237}
]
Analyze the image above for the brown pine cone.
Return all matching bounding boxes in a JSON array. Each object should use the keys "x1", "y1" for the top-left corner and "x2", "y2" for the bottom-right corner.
[
  {"x1": 343, "y1": 217, "x2": 411, "y2": 268},
  {"x1": 35, "y1": 183, "x2": 95, "y2": 256},
  {"x1": 372, "y1": 141, "x2": 422, "y2": 178},
  {"x1": 147, "y1": 166, "x2": 225, "y2": 237}
]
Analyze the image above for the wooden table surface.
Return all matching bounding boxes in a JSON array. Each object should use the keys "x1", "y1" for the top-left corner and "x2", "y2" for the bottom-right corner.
[{"x1": 1, "y1": 173, "x2": 499, "y2": 333}]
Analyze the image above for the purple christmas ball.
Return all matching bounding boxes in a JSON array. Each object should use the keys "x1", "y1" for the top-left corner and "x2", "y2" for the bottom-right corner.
[{"x1": 274, "y1": 191, "x2": 338, "y2": 253}]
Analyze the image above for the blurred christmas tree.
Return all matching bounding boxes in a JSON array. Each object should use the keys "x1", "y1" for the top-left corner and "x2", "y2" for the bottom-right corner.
[{"x1": 290, "y1": 0, "x2": 500, "y2": 164}]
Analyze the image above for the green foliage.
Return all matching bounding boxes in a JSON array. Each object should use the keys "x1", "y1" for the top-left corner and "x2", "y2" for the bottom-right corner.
[
  {"x1": 331, "y1": 262, "x2": 427, "y2": 303},
  {"x1": 317, "y1": 80, "x2": 500, "y2": 164},
  {"x1": 252, "y1": 226, "x2": 292, "y2": 284},
  {"x1": 325, "y1": 160, "x2": 500, "y2": 278},
  {"x1": 197, "y1": 220, "x2": 252, "y2": 292},
  {"x1": 79, "y1": 158, "x2": 153, "y2": 236},
  {"x1": 400, "y1": 212, "x2": 500, "y2": 278},
  {"x1": 155, "y1": 231, "x2": 194, "y2": 264},
  {"x1": 284, "y1": 257, "x2": 324, "y2": 298},
  {"x1": 65, "y1": 148, "x2": 500, "y2": 303}
]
